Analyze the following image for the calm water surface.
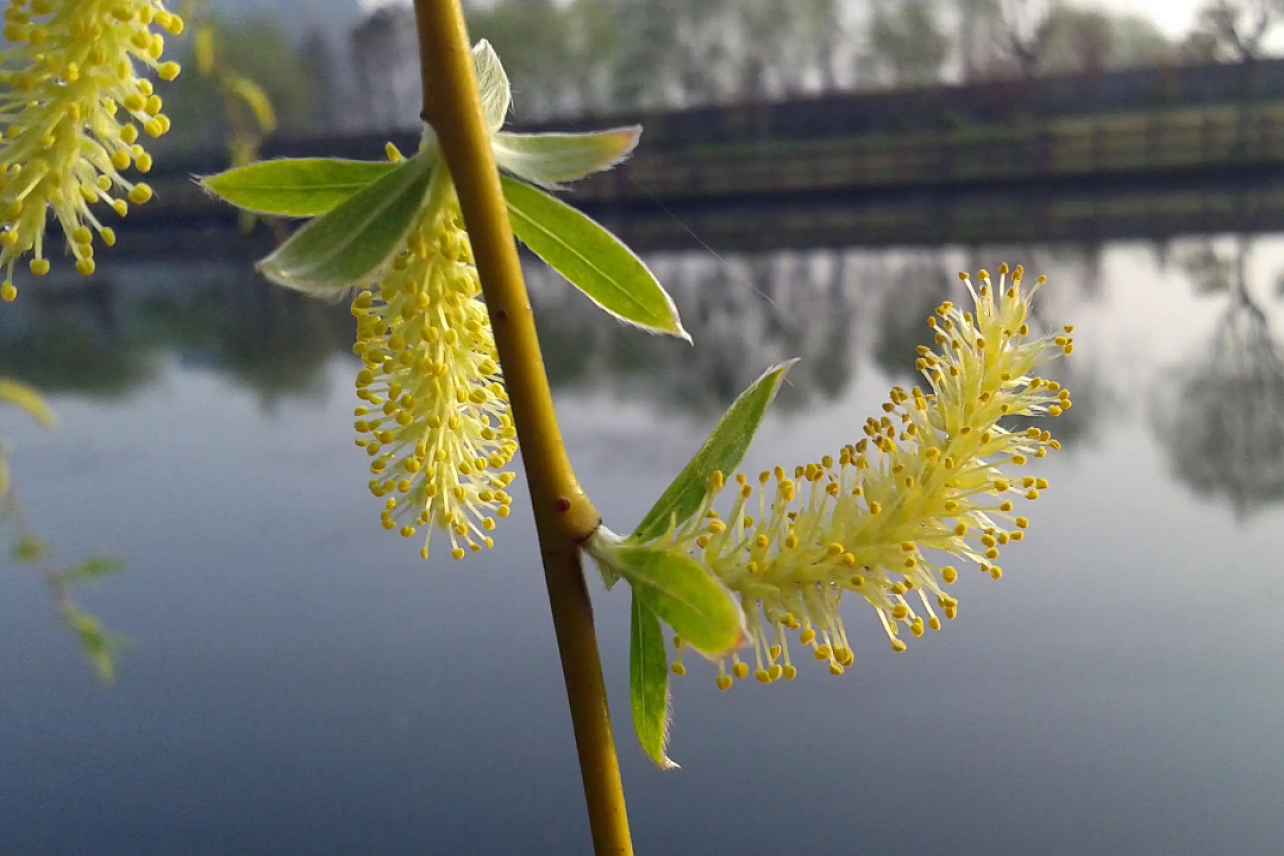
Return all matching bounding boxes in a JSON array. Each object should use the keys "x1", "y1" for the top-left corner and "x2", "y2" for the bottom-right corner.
[{"x1": 2, "y1": 237, "x2": 1283, "y2": 856}]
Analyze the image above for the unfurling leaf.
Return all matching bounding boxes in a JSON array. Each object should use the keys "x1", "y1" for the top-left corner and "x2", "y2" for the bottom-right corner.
[
  {"x1": 493, "y1": 127, "x2": 641, "y2": 189},
  {"x1": 473, "y1": 39, "x2": 511, "y2": 131},
  {"x1": 201, "y1": 158, "x2": 398, "y2": 218},
  {"x1": 631, "y1": 589, "x2": 677, "y2": 769},
  {"x1": 587, "y1": 534, "x2": 745, "y2": 659},
  {"x1": 630, "y1": 361, "x2": 797, "y2": 543},
  {"x1": 256, "y1": 148, "x2": 435, "y2": 297},
  {"x1": 223, "y1": 74, "x2": 276, "y2": 133},
  {"x1": 502, "y1": 176, "x2": 687, "y2": 339},
  {"x1": 0, "y1": 378, "x2": 56, "y2": 428}
]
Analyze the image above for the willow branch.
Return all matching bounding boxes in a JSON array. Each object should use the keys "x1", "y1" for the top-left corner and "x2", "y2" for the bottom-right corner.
[{"x1": 409, "y1": 2, "x2": 634, "y2": 854}]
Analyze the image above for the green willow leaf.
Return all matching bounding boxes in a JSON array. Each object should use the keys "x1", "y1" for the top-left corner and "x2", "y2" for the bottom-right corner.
[
  {"x1": 64, "y1": 607, "x2": 119, "y2": 684},
  {"x1": 493, "y1": 127, "x2": 641, "y2": 189},
  {"x1": 631, "y1": 589, "x2": 677, "y2": 769},
  {"x1": 630, "y1": 360, "x2": 797, "y2": 543},
  {"x1": 201, "y1": 157, "x2": 397, "y2": 217},
  {"x1": 61, "y1": 556, "x2": 123, "y2": 584},
  {"x1": 589, "y1": 537, "x2": 745, "y2": 659},
  {"x1": 501, "y1": 175, "x2": 687, "y2": 339},
  {"x1": 256, "y1": 148, "x2": 434, "y2": 297}
]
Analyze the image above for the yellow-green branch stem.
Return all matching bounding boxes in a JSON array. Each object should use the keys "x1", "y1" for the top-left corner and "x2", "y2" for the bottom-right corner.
[{"x1": 410, "y1": 2, "x2": 633, "y2": 854}]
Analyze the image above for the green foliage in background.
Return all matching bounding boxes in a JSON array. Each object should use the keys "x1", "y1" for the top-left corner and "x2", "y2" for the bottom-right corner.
[{"x1": 0, "y1": 380, "x2": 124, "y2": 681}]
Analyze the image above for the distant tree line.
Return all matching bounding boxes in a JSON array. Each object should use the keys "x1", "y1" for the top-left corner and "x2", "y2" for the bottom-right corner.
[{"x1": 156, "y1": 0, "x2": 1284, "y2": 143}]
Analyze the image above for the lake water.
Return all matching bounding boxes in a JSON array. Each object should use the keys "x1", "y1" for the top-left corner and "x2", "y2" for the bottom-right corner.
[{"x1": 3, "y1": 235, "x2": 1284, "y2": 856}]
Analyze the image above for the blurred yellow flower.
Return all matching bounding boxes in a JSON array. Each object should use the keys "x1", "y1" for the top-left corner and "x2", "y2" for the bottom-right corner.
[
  {"x1": 0, "y1": 0, "x2": 183, "y2": 300},
  {"x1": 662, "y1": 265, "x2": 1074, "y2": 687}
]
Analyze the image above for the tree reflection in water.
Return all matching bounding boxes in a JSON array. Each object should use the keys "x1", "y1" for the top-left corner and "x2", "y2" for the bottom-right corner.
[
  {"x1": 531, "y1": 249, "x2": 859, "y2": 413},
  {"x1": 1155, "y1": 243, "x2": 1284, "y2": 518},
  {"x1": 0, "y1": 263, "x2": 354, "y2": 411},
  {"x1": 872, "y1": 257, "x2": 952, "y2": 380}
]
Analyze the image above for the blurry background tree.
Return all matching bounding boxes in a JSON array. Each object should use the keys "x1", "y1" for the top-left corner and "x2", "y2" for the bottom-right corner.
[
  {"x1": 133, "y1": 1, "x2": 1284, "y2": 135},
  {"x1": 867, "y1": 0, "x2": 951, "y2": 86},
  {"x1": 164, "y1": 10, "x2": 311, "y2": 151},
  {"x1": 997, "y1": 0, "x2": 1061, "y2": 76},
  {"x1": 1184, "y1": 0, "x2": 1284, "y2": 62},
  {"x1": 1040, "y1": 5, "x2": 1171, "y2": 72}
]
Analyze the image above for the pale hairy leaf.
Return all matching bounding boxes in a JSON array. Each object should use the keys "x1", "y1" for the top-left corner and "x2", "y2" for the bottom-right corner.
[
  {"x1": 630, "y1": 361, "x2": 797, "y2": 543},
  {"x1": 502, "y1": 175, "x2": 686, "y2": 339},
  {"x1": 631, "y1": 589, "x2": 677, "y2": 769},
  {"x1": 255, "y1": 148, "x2": 435, "y2": 297},
  {"x1": 201, "y1": 158, "x2": 398, "y2": 218},
  {"x1": 493, "y1": 127, "x2": 641, "y2": 189}
]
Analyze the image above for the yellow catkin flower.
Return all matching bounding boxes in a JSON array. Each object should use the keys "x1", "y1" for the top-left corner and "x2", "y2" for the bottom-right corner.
[
  {"x1": 665, "y1": 265, "x2": 1073, "y2": 687},
  {"x1": 351, "y1": 190, "x2": 517, "y2": 562},
  {"x1": 0, "y1": 0, "x2": 183, "y2": 301}
]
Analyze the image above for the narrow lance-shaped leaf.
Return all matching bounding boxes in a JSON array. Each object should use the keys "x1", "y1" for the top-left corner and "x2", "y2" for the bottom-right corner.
[
  {"x1": 630, "y1": 360, "x2": 797, "y2": 543},
  {"x1": 493, "y1": 127, "x2": 641, "y2": 189},
  {"x1": 631, "y1": 589, "x2": 677, "y2": 769},
  {"x1": 256, "y1": 148, "x2": 435, "y2": 297},
  {"x1": 201, "y1": 158, "x2": 398, "y2": 218},
  {"x1": 502, "y1": 175, "x2": 687, "y2": 340},
  {"x1": 0, "y1": 378, "x2": 56, "y2": 428},
  {"x1": 587, "y1": 533, "x2": 745, "y2": 659},
  {"x1": 61, "y1": 556, "x2": 124, "y2": 584},
  {"x1": 222, "y1": 73, "x2": 276, "y2": 133},
  {"x1": 64, "y1": 607, "x2": 121, "y2": 684}
]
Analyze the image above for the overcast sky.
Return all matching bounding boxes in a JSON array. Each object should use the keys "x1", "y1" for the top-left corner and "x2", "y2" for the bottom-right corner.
[{"x1": 1096, "y1": 0, "x2": 1200, "y2": 37}]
